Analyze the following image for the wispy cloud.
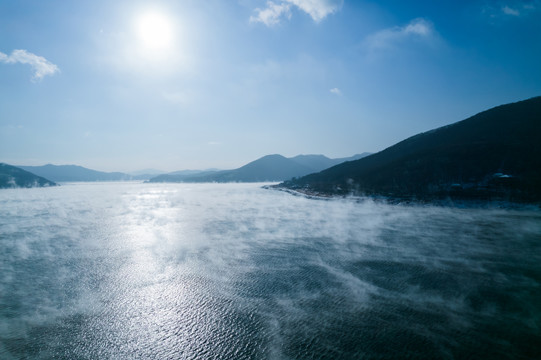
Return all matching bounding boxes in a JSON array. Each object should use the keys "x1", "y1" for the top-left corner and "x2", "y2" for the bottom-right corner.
[
  {"x1": 330, "y1": 87, "x2": 342, "y2": 95},
  {"x1": 288, "y1": 0, "x2": 343, "y2": 22},
  {"x1": 250, "y1": 0, "x2": 342, "y2": 26},
  {"x1": 502, "y1": 5, "x2": 521, "y2": 16},
  {"x1": 482, "y1": 1, "x2": 539, "y2": 18},
  {"x1": 0, "y1": 49, "x2": 59, "y2": 81},
  {"x1": 363, "y1": 18, "x2": 435, "y2": 53}
]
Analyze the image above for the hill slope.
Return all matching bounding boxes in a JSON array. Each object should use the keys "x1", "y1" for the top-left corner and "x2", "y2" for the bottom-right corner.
[
  {"x1": 0, "y1": 163, "x2": 57, "y2": 188},
  {"x1": 18, "y1": 164, "x2": 132, "y2": 182},
  {"x1": 278, "y1": 97, "x2": 541, "y2": 203}
]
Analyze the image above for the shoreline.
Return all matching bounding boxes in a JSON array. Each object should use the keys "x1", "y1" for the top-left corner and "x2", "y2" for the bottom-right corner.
[{"x1": 265, "y1": 184, "x2": 541, "y2": 210}]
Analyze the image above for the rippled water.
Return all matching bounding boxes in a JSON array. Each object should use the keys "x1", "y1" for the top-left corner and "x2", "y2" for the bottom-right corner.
[{"x1": 1, "y1": 182, "x2": 540, "y2": 359}]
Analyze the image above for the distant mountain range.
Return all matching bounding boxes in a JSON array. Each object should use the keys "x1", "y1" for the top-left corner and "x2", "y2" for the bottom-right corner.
[
  {"x1": 0, "y1": 163, "x2": 57, "y2": 188},
  {"x1": 276, "y1": 97, "x2": 541, "y2": 203},
  {"x1": 148, "y1": 153, "x2": 370, "y2": 183},
  {"x1": 18, "y1": 164, "x2": 133, "y2": 182},
  {"x1": 5, "y1": 153, "x2": 370, "y2": 185}
]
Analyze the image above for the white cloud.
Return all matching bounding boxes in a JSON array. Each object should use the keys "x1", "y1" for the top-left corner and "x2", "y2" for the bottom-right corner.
[
  {"x1": 287, "y1": 0, "x2": 343, "y2": 22},
  {"x1": 403, "y1": 19, "x2": 433, "y2": 36},
  {"x1": 363, "y1": 18, "x2": 435, "y2": 52},
  {"x1": 330, "y1": 87, "x2": 341, "y2": 95},
  {"x1": 250, "y1": 0, "x2": 342, "y2": 26},
  {"x1": 502, "y1": 5, "x2": 521, "y2": 15},
  {"x1": 0, "y1": 49, "x2": 59, "y2": 81},
  {"x1": 250, "y1": 1, "x2": 291, "y2": 26}
]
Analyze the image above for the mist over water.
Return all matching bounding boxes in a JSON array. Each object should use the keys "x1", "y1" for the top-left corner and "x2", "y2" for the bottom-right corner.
[{"x1": 1, "y1": 183, "x2": 540, "y2": 359}]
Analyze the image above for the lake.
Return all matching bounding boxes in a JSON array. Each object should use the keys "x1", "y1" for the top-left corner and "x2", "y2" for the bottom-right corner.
[{"x1": 1, "y1": 182, "x2": 540, "y2": 359}]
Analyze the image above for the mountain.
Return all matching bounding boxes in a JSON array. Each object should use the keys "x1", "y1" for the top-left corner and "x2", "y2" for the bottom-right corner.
[
  {"x1": 148, "y1": 153, "x2": 370, "y2": 183},
  {"x1": 289, "y1": 155, "x2": 338, "y2": 171},
  {"x1": 0, "y1": 163, "x2": 57, "y2": 188},
  {"x1": 205, "y1": 155, "x2": 315, "y2": 182},
  {"x1": 126, "y1": 169, "x2": 167, "y2": 180},
  {"x1": 331, "y1": 153, "x2": 372, "y2": 164},
  {"x1": 277, "y1": 97, "x2": 541, "y2": 203},
  {"x1": 18, "y1": 164, "x2": 132, "y2": 182},
  {"x1": 149, "y1": 155, "x2": 314, "y2": 183},
  {"x1": 289, "y1": 153, "x2": 370, "y2": 172}
]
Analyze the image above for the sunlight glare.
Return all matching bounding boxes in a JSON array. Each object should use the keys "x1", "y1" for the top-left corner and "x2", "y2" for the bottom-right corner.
[
  {"x1": 135, "y1": 10, "x2": 174, "y2": 53},
  {"x1": 115, "y1": 6, "x2": 193, "y2": 75}
]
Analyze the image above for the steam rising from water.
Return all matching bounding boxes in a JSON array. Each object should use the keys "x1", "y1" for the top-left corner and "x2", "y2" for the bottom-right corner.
[{"x1": 1, "y1": 183, "x2": 540, "y2": 358}]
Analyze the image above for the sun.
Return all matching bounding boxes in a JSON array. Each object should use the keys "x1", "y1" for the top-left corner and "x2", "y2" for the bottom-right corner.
[
  {"x1": 125, "y1": 7, "x2": 191, "y2": 73},
  {"x1": 135, "y1": 10, "x2": 174, "y2": 53}
]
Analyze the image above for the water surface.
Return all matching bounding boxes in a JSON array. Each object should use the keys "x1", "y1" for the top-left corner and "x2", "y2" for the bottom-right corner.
[{"x1": 1, "y1": 183, "x2": 540, "y2": 359}]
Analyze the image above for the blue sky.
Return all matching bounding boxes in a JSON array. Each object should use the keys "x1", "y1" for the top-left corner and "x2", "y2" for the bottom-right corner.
[{"x1": 1, "y1": 0, "x2": 540, "y2": 172}]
